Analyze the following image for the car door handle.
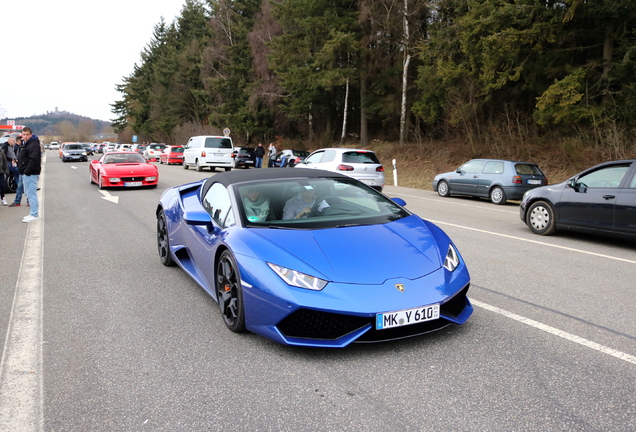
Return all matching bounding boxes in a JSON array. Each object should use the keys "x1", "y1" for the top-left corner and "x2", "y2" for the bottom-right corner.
[{"x1": 603, "y1": 195, "x2": 616, "y2": 200}]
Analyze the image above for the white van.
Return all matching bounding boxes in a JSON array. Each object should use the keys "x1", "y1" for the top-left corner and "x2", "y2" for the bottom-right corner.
[{"x1": 183, "y1": 135, "x2": 234, "y2": 171}]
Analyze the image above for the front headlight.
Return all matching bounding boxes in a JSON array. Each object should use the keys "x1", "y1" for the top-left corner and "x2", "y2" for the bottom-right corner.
[
  {"x1": 146, "y1": 176, "x2": 157, "y2": 181},
  {"x1": 108, "y1": 177, "x2": 121, "y2": 182},
  {"x1": 63, "y1": 152, "x2": 70, "y2": 156},
  {"x1": 82, "y1": 152, "x2": 87, "y2": 155},
  {"x1": 267, "y1": 263, "x2": 328, "y2": 291},
  {"x1": 443, "y1": 244, "x2": 460, "y2": 272}
]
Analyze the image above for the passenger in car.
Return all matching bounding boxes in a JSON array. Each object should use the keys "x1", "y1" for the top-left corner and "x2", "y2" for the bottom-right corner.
[{"x1": 242, "y1": 187, "x2": 274, "y2": 222}]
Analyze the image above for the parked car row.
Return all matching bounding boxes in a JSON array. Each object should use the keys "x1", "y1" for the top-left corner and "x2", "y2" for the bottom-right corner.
[{"x1": 430, "y1": 157, "x2": 636, "y2": 239}]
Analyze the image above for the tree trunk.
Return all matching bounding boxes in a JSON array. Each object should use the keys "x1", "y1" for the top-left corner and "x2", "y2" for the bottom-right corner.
[
  {"x1": 340, "y1": 78, "x2": 350, "y2": 145},
  {"x1": 399, "y1": 0, "x2": 410, "y2": 146},
  {"x1": 602, "y1": 26, "x2": 613, "y2": 104},
  {"x1": 360, "y1": 69, "x2": 368, "y2": 147}
]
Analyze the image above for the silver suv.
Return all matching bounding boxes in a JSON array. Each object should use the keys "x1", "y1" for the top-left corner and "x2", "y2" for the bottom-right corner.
[{"x1": 295, "y1": 148, "x2": 385, "y2": 191}]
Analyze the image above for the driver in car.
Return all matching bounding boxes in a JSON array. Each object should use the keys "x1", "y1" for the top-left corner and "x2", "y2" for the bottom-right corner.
[{"x1": 282, "y1": 186, "x2": 318, "y2": 219}]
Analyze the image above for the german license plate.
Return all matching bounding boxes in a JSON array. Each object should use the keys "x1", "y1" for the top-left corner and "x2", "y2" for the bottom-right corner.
[
  {"x1": 124, "y1": 182, "x2": 142, "y2": 187},
  {"x1": 376, "y1": 304, "x2": 440, "y2": 330},
  {"x1": 360, "y1": 179, "x2": 375, "y2": 185},
  {"x1": 527, "y1": 179, "x2": 541, "y2": 185}
]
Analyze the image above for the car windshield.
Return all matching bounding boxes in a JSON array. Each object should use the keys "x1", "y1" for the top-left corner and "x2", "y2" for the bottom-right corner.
[
  {"x1": 66, "y1": 144, "x2": 83, "y2": 150},
  {"x1": 234, "y1": 177, "x2": 409, "y2": 229},
  {"x1": 149, "y1": 144, "x2": 165, "y2": 150},
  {"x1": 171, "y1": 147, "x2": 184, "y2": 153},
  {"x1": 103, "y1": 153, "x2": 146, "y2": 164}
]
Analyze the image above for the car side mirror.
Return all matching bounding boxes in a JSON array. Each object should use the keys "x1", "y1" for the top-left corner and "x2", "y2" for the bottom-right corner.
[
  {"x1": 184, "y1": 209, "x2": 213, "y2": 226},
  {"x1": 391, "y1": 197, "x2": 407, "y2": 206}
]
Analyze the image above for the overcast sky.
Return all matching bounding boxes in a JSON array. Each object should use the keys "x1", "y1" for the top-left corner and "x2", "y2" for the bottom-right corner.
[{"x1": 1, "y1": 0, "x2": 185, "y2": 123}]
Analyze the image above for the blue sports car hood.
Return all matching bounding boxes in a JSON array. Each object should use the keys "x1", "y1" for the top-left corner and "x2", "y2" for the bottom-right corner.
[{"x1": 252, "y1": 217, "x2": 442, "y2": 284}]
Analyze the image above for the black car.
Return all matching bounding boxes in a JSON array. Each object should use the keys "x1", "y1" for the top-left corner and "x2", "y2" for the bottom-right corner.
[
  {"x1": 520, "y1": 160, "x2": 636, "y2": 238},
  {"x1": 232, "y1": 147, "x2": 255, "y2": 168},
  {"x1": 81, "y1": 143, "x2": 94, "y2": 156}
]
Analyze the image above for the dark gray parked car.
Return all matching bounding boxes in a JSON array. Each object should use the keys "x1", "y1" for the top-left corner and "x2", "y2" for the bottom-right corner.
[
  {"x1": 432, "y1": 159, "x2": 548, "y2": 204},
  {"x1": 520, "y1": 159, "x2": 636, "y2": 238},
  {"x1": 61, "y1": 143, "x2": 88, "y2": 162}
]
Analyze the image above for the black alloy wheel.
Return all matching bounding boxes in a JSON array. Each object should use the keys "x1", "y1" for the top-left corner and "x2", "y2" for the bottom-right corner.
[
  {"x1": 216, "y1": 250, "x2": 246, "y2": 333},
  {"x1": 157, "y1": 210, "x2": 175, "y2": 266},
  {"x1": 6, "y1": 172, "x2": 17, "y2": 193}
]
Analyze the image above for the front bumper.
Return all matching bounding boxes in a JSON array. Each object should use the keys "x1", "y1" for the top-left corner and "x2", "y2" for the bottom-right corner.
[{"x1": 240, "y1": 257, "x2": 471, "y2": 348}]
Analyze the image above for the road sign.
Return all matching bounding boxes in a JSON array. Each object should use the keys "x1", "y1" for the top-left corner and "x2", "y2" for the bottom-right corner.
[{"x1": 223, "y1": 128, "x2": 231, "y2": 136}]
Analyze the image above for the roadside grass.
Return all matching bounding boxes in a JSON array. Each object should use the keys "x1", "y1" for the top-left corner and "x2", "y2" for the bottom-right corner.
[{"x1": 296, "y1": 139, "x2": 626, "y2": 190}]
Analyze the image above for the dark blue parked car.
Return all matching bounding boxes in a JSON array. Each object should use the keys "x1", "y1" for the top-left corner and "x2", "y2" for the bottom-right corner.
[
  {"x1": 520, "y1": 159, "x2": 636, "y2": 238},
  {"x1": 433, "y1": 159, "x2": 548, "y2": 205}
]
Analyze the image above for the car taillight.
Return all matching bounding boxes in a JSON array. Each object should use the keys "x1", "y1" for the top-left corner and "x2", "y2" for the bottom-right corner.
[
  {"x1": 512, "y1": 175, "x2": 522, "y2": 184},
  {"x1": 231, "y1": 153, "x2": 236, "y2": 158},
  {"x1": 201, "y1": 151, "x2": 206, "y2": 157},
  {"x1": 376, "y1": 166, "x2": 384, "y2": 172},
  {"x1": 543, "y1": 178, "x2": 549, "y2": 185},
  {"x1": 337, "y1": 164, "x2": 354, "y2": 171}
]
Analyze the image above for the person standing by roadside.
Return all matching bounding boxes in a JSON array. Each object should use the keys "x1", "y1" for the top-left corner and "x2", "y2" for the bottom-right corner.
[
  {"x1": 267, "y1": 142, "x2": 277, "y2": 167},
  {"x1": 2, "y1": 136, "x2": 19, "y2": 201},
  {"x1": 254, "y1": 142, "x2": 265, "y2": 168},
  {"x1": 0, "y1": 144, "x2": 9, "y2": 205},
  {"x1": 8, "y1": 135, "x2": 25, "y2": 207},
  {"x1": 17, "y1": 127, "x2": 41, "y2": 222}
]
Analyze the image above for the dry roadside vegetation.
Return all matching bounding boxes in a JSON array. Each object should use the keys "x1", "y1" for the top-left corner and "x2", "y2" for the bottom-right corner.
[{"x1": 291, "y1": 137, "x2": 636, "y2": 191}]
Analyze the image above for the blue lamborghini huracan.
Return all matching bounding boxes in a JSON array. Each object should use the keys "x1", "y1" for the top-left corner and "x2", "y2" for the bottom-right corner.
[{"x1": 156, "y1": 169, "x2": 472, "y2": 347}]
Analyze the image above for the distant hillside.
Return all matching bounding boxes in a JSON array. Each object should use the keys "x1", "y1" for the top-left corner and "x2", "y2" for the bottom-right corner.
[{"x1": 1, "y1": 111, "x2": 112, "y2": 136}]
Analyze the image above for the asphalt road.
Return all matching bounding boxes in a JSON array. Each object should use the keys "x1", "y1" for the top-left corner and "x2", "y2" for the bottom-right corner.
[{"x1": 1, "y1": 153, "x2": 634, "y2": 431}]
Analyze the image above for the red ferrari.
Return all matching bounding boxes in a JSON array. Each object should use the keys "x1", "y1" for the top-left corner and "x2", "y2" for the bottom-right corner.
[
  {"x1": 159, "y1": 145, "x2": 184, "y2": 165},
  {"x1": 89, "y1": 152, "x2": 159, "y2": 189}
]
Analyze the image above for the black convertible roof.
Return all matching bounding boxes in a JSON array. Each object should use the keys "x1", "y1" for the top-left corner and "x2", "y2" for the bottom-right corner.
[{"x1": 201, "y1": 168, "x2": 350, "y2": 197}]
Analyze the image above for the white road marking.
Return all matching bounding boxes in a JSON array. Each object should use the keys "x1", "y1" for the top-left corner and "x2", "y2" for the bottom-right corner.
[
  {"x1": 428, "y1": 219, "x2": 636, "y2": 265},
  {"x1": 99, "y1": 190, "x2": 119, "y2": 204},
  {"x1": 0, "y1": 161, "x2": 45, "y2": 431},
  {"x1": 393, "y1": 192, "x2": 518, "y2": 214},
  {"x1": 472, "y1": 299, "x2": 636, "y2": 365}
]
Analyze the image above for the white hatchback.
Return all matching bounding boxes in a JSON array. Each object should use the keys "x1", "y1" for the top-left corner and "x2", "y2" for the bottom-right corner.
[{"x1": 295, "y1": 148, "x2": 385, "y2": 192}]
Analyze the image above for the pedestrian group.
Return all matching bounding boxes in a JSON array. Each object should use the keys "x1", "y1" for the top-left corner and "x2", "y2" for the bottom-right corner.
[{"x1": 1, "y1": 126, "x2": 41, "y2": 222}]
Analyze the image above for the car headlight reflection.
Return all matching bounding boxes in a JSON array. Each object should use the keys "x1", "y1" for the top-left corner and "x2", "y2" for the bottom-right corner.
[
  {"x1": 443, "y1": 244, "x2": 460, "y2": 272},
  {"x1": 267, "y1": 263, "x2": 328, "y2": 291}
]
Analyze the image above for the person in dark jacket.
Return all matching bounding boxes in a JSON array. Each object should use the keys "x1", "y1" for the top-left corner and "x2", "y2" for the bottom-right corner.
[
  {"x1": 17, "y1": 127, "x2": 41, "y2": 222},
  {"x1": 0, "y1": 146, "x2": 8, "y2": 205},
  {"x1": 254, "y1": 142, "x2": 265, "y2": 168}
]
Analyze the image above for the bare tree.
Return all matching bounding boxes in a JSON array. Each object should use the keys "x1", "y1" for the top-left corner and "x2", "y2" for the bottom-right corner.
[{"x1": 399, "y1": 0, "x2": 412, "y2": 146}]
